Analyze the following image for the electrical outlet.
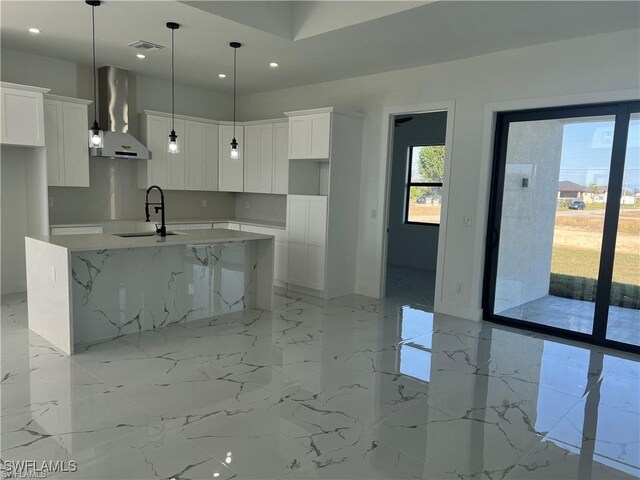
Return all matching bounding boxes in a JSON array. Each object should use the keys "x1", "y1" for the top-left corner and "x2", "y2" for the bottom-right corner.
[
  {"x1": 201, "y1": 199, "x2": 207, "y2": 208},
  {"x1": 244, "y1": 201, "x2": 250, "y2": 209},
  {"x1": 462, "y1": 216, "x2": 472, "y2": 227},
  {"x1": 455, "y1": 282, "x2": 463, "y2": 294},
  {"x1": 371, "y1": 209, "x2": 377, "y2": 219},
  {"x1": 48, "y1": 197, "x2": 53, "y2": 207},
  {"x1": 188, "y1": 283, "x2": 194, "y2": 295}
]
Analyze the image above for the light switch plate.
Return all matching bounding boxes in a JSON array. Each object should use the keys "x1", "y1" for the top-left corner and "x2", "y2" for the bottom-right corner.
[{"x1": 462, "y1": 216, "x2": 472, "y2": 227}]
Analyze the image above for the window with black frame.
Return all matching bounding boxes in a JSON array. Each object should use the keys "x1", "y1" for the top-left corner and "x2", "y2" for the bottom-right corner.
[{"x1": 405, "y1": 145, "x2": 445, "y2": 225}]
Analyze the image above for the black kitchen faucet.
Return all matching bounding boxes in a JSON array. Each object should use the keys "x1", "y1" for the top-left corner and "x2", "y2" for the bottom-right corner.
[{"x1": 145, "y1": 185, "x2": 166, "y2": 237}]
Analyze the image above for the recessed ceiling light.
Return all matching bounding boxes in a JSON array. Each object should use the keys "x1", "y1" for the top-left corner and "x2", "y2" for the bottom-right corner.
[
  {"x1": 218, "y1": 73, "x2": 226, "y2": 78},
  {"x1": 28, "y1": 27, "x2": 40, "y2": 34},
  {"x1": 269, "y1": 62, "x2": 279, "y2": 68},
  {"x1": 136, "y1": 53, "x2": 146, "y2": 59}
]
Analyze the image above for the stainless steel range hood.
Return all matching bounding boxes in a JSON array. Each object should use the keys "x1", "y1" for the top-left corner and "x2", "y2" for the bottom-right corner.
[{"x1": 90, "y1": 66, "x2": 149, "y2": 160}]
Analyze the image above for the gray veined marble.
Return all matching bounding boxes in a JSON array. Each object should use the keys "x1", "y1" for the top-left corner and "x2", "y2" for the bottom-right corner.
[{"x1": 2, "y1": 285, "x2": 639, "y2": 479}]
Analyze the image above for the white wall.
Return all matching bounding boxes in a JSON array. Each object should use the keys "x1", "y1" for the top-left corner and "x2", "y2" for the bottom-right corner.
[
  {"x1": 235, "y1": 193, "x2": 287, "y2": 223},
  {"x1": 0, "y1": 49, "x2": 233, "y2": 122},
  {"x1": 237, "y1": 29, "x2": 640, "y2": 319},
  {"x1": 387, "y1": 112, "x2": 446, "y2": 271}
]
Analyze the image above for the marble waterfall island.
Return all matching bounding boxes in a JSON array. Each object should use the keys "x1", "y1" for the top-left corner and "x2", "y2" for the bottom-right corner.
[{"x1": 25, "y1": 229, "x2": 274, "y2": 354}]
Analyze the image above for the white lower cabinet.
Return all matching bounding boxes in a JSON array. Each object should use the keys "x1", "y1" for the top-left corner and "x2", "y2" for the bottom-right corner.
[
  {"x1": 259, "y1": 226, "x2": 288, "y2": 283},
  {"x1": 286, "y1": 195, "x2": 327, "y2": 291}
]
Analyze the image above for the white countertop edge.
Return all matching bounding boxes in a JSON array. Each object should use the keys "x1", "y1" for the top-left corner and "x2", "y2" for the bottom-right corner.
[
  {"x1": 50, "y1": 218, "x2": 287, "y2": 230},
  {"x1": 28, "y1": 229, "x2": 274, "y2": 253}
]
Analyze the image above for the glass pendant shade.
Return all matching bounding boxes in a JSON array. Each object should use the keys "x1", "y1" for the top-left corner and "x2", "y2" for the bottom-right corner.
[
  {"x1": 168, "y1": 130, "x2": 179, "y2": 154},
  {"x1": 88, "y1": 121, "x2": 104, "y2": 148},
  {"x1": 230, "y1": 137, "x2": 239, "y2": 159}
]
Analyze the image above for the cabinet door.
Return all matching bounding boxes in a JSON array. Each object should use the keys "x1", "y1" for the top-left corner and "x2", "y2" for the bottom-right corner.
[
  {"x1": 288, "y1": 116, "x2": 309, "y2": 159},
  {"x1": 166, "y1": 119, "x2": 185, "y2": 190},
  {"x1": 146, "y1": 115, "x2": 168, "y2": 188},
  {"x1": 62, "y1": 102, "x2": 89, "y2": 187},
  {"x1": 244, "y1": 125, "x2": 261, "y2": 193},
  {"x1": 308, "y1": 113, "x2": 331, "y2": 159},
  {"x1": 219, "y1": 125, "x2": 244, "y2": 192},
  {"x1": 287, "y1": 196, "x2": 308, "y2": 244},
  {"x1": 287, "y1": 242, "x2": 307, "y2": 286},
  {"x1": 202, "y1": 123, "x2": 219, "y2": 191},
  {"x1": 1, "y1": 88, "x2": 45, "y2": 146},
  {"x1": 306, "y1": 244, "x2": 325, "y2": 290},
  {"x1": 44, "y1": 100, "x2": 64, "y2": 186},
  {"x1": 258, "y1": 124, "x2": 274, "y2": 193},
  {"x1": 272, "y1": 123, "x2": 289, "y2": 194},
  {"x1": 184, "y1": 121, "x2": 204, "y2": 190},
  {"x1": 274, "y1": 240, "x2": 288, "y2": 282},
  {"x1": 307, "y1": 196, "x2": 327, "y2": 246}
]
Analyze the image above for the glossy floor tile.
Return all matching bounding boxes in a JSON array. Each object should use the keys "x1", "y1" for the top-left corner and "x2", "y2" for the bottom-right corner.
[{"x1": 2, "y1": 287, "x2": 639, "y2": 479}]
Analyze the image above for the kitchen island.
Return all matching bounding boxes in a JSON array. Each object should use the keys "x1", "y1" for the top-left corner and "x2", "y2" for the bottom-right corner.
[{"x1": 25, "y1": 229, "x2": 274, "y2": 354}]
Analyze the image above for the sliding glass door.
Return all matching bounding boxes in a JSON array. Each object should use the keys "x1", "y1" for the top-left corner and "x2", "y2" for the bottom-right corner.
[{"x1": 484, "y1": 101, "x2": 639, "y2": 352}]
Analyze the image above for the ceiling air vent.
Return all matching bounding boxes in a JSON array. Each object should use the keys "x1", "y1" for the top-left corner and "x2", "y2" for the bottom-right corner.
[{"x1": 127, "y1": 40, "x2": 165, "y2": 53}]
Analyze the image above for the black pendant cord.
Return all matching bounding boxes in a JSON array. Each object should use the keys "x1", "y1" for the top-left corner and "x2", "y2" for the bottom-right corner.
[
  {"x1": 91, "y1": 3, "x2": 97, "y2": 125},
  {"x1": 171, "y1": 26, "x2": 175, "y2": 132},
  {"x1": 232, "y1": 45, "x2": 237, "y2": 139}
]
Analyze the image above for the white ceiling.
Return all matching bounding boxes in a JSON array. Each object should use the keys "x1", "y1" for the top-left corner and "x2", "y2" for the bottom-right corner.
[{"x1": 1, "y1": 1, "x2": 638, "y2": 95}]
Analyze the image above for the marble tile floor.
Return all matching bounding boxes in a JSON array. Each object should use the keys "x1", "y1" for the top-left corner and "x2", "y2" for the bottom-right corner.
[
  {"x1": 499, "y1": 294, "x2": 640, "y2": 346},
  {"x1": 1, "y1": 288, "x2": 639, "y2": 480},
  {"x1": 385, "y1": 265, "x2": 436, "y2": 309}
]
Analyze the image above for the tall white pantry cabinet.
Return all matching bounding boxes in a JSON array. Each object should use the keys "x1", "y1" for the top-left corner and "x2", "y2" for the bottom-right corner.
[{"x1": 285, "y1": 108, "x2": 364, "y2": 299}]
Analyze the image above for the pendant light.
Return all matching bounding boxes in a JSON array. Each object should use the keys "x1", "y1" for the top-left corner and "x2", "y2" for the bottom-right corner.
[
  {"x1": 167, "y1": 22, "x2": 180, "y2": 154},
  {"x1": 229, "y1": 42, "x2": 241, "y2": 159},
  {"x1": 86, "y1": 0, "x2": 103, "y2": 149}
]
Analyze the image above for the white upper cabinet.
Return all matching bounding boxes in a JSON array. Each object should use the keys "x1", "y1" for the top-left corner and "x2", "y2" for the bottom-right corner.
[
  {"x1": 166, "y1": 119, "x2": 185, "y2": 190},
  {"x1": 139, "y1": 111, "x2": 217, "y2": 191},
  {"x1": 44, "y1": 100, "x2": 64, "y2": 185},
  {"x1": 219, "y1": 124, "x2": 244, "y2": 192},
  {"x1": 308, "y1": 114, "x2": 331, "y2": 159},
  {"x1": 244, "y1": 123, "x2": 274, "y2": 193},
  {"x1": 1, "y1": 83, "x2": 49, "y2": 147},
  {"x1": 202, "y1": 123, "x2": 219, "y2": 191},
  {"x1": 139, "y1": 114, "x2": 168, "y2": 188},
  {"x1": 286, "y1": 110, "x2": 331, "y2": 160},
  {"x1": 44, "y1": 95, "x2": 91, "y2": 187},
  {"x1": 272, "y1": 122, "x2": 289, "y2": 194},
  {"x1": 184, "y1": 120, "x2": 218, "y2": 191},
  {"x1": 245, "y1": 121, "x2": 288, "y2": 194}
]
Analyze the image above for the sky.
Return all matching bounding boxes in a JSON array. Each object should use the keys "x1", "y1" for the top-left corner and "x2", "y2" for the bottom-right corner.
[{"x1": 559, "y1": 116, "x2": 640, "y2": 191}]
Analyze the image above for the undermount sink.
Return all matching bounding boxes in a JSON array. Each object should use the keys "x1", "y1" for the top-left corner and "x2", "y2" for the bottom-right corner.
[{"x1": 114, "y1": 232, "x2": 178, "y2": 238}]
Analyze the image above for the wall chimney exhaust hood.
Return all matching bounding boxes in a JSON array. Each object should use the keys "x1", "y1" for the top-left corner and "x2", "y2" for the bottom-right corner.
[{"x1": 90, "y1": 66, "x2": 149, "y2": 159}]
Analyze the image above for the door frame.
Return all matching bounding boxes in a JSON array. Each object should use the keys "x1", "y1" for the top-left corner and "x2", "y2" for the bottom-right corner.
[
  {"x1": 483, "y1": 99, "x2": 640, "y2": 354},
  {"x1": 378, "y1": 100, "x2": 456, "y2": 312}
]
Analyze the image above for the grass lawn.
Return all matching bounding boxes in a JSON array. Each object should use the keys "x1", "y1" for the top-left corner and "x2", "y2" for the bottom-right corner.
[{"x1": 551, "y1": 246, "x2": 640, "y2": 285}]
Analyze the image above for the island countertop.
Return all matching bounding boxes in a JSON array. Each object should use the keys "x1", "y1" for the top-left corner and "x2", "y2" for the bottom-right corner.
[{"x1": 28, "y1": 228, "x2": 273, "y2": 252}]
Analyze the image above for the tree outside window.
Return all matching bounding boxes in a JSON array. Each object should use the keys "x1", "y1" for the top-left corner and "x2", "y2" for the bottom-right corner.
[{"x1": 406, "y1": 145, "x2": 445, "y2": 225}]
